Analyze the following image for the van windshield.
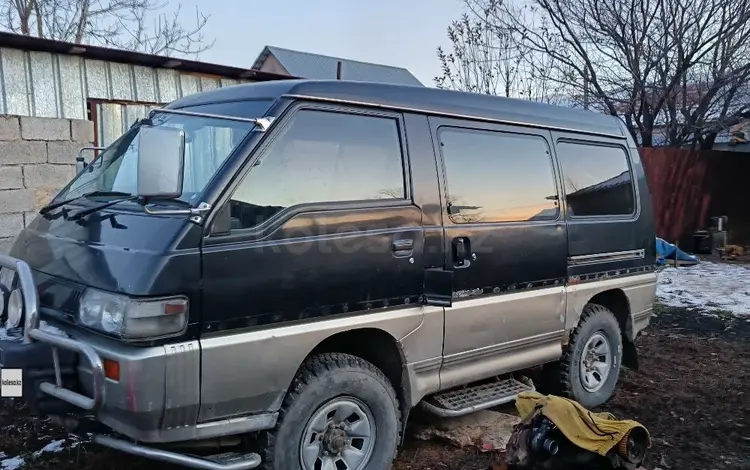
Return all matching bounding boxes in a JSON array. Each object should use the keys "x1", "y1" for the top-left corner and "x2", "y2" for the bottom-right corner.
[{"x1": 55, "y1": 100, "x2": 273, "y2": 207}]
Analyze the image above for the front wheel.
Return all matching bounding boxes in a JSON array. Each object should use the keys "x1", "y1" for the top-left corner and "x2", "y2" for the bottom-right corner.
[
  {"x1": 263, "y1": 353, "x2": 401, "y2": 470},
  {"x1": 558, "y1": 303, "x2": 623, "y2": 408}
]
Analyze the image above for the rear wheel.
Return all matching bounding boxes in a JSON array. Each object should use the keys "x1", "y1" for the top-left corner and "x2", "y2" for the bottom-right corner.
[
  {"x1": 263, "y1": 353, "x2": 400, "y2": 470},
  {"x1": 558, "y1": 303, "x2": 623, "y2": 408}
]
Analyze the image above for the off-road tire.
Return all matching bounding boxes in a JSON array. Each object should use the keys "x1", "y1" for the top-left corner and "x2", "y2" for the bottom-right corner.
[
  {"x1": 262, "y1": 352, "x2": 401, "y2": 470},
  {"x1": 558, "y1": 303, "x2": 623, "y2": 408}
]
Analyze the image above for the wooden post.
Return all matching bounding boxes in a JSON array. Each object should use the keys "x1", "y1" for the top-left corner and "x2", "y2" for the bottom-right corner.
[{"x1": 336, "y1": 61, "x2": 342, "y2": 80}]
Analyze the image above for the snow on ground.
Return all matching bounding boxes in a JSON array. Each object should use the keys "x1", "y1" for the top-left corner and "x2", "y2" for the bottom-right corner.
[
  {"x1": 0, "y1": 438, "x2": 80, "y2": 469},
  {"x1": 657, "y1": 261, "x2": 750, "y2": 316}
]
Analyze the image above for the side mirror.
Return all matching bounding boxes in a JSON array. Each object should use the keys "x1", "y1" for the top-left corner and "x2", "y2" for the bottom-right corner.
[{"x1": 136, "y1": 126, "x2": 186, "y2": 199}]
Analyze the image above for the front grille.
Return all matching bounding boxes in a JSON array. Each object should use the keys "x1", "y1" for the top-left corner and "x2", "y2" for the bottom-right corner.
[{"x1": 34, "y1": 271, "x2": 85, "y2": 323}]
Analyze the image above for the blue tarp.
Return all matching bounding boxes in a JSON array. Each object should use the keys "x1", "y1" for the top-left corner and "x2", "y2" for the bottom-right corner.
[{"x1": 655, "y1": 237, "x2": 700, "y2": 266}]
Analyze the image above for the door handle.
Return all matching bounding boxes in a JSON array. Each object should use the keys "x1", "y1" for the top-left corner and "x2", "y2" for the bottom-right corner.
[
  {"x1": 392, "y1": 239, "x2": 414, "y2": 256},
  {"x1": 452, "y1": 237, "x2": 473, "y2": 268}
]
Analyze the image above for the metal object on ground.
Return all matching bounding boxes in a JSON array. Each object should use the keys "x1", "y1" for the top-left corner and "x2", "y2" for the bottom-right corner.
[{"x1": 505, "y1": 399, "x2": 650, "y2": 470}]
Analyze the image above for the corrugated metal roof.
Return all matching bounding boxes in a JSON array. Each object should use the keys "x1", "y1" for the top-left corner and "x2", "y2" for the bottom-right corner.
[
  {"x1": 0, "y1": 32, "x2": 294, "y2": 82},
  {"x1": 253, "y1": 46, "x2": 423, "y2": 86}
]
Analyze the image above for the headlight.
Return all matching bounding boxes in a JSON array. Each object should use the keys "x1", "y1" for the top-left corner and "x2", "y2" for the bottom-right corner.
[
  {"x1": 78, "y1": 288, "x2": 188, "y2": 340},
  {"x1": 6, "y1": 289, "x2": 23, "y2": 328}
]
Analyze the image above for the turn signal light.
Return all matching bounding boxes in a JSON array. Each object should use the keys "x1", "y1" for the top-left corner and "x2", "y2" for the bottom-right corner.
[{"x1": 103, "y1": 359, "x2": 120, "y2": 381}]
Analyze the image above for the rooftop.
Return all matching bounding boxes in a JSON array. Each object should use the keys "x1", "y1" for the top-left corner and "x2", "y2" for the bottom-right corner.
[
  {"x1": 252, "y1": 45, "x2": 423, "y2": 86},
  {"x1": 0, "y1": 32, "x2": 293, "y2": 82},
  {"x1": 167, "y1": 79, "x2": 627, "y2": 138}
]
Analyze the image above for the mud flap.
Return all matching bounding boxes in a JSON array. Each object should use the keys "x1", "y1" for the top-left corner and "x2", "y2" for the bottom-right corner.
[{"x1": 622, "y1": 339, "x2": 639, "y2": 371}]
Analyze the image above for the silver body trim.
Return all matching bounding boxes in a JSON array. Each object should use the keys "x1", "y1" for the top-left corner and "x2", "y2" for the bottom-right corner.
[
  {"x1": 198, "y1": 306, "x2": 436, "y2": 421},
  {"x1": 440, "y1": 286, "x2": 566, "y2": 390},
  {"x1": 93, "y1": 435, "x2": 261, "y2": 470},
  {"x1": 565, "y1": 272, "x2": 657, "y2": 337},
  {"x1": 568, "y1": 249, "x2": 646, "y2": 266}
]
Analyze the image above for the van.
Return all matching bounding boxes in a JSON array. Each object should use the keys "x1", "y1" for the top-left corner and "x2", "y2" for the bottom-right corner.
[{"x1": 0, "y1": 79, "x2": 657, "y2": 470}]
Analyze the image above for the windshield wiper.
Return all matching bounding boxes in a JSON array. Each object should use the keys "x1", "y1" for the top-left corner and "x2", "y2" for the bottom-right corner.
[
  {"x1": 68, "y1": 195, "x2": 196, "y2": 221},
  {"x1": 39, "y1": 190, "x2": 134, "y2": 215},
  {"x1": 67, "y1": 195, "x2": 139, "y2": 221}
]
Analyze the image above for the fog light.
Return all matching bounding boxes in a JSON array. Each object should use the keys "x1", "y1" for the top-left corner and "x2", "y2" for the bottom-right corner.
[{"x1": 6, "y1": 289, "x2": 23, "y2": 328}]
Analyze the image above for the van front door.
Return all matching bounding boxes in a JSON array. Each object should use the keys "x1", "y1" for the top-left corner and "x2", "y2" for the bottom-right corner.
[
  {"x1": 197, "y1": 105, "x2": 425, "y2": 421},
  {"x1": 429, "y1": 118, "x2": 568, "y2": 390}
]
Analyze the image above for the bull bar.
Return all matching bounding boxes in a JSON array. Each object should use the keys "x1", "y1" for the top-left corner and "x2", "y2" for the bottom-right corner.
[{"x1": 0, "y1": 252, "x2": 106, "y2": 411}]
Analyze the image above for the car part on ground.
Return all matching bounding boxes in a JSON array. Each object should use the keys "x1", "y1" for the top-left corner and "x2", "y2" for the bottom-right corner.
[{"x1": 505, "y1": 391, "x2": 650, "y2": 470}]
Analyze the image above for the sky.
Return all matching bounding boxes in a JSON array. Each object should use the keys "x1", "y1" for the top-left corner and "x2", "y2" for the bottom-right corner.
[{"x1": 176, "y1": 0, "x2": 468, "y2": 87}]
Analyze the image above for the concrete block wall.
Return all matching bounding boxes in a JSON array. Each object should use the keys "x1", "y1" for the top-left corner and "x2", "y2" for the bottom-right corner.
[{"x1": 0, "y1": 115, "x2": 94, "y2": 253}]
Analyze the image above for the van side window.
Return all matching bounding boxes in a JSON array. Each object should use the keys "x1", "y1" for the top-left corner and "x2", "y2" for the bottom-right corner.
[
  {"x1": 556, "y1": 142, "x2": 635, "y2": 217},
  {"x1": 438, "y1": 127, "x2": 559, "y2": 224},
  {"x1": 228, "y1": 109, "x2": 406, "y2": 230}
]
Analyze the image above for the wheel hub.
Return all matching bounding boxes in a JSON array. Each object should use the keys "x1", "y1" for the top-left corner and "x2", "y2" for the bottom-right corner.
[
  {"x1": 322, "y1": 426, "x2": 348, "y2": 454},
  {"x1": 579, "y1": 332, "x2": 612, "y2": 393},
  {"x1": 300, "y1": 397, "x2": 376, "y2": 470}
]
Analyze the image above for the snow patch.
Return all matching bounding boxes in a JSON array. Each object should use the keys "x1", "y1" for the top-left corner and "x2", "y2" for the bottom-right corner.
[
  {"x1": 657, "y1": 262, "x2": 750, "y2": 316},
  {"x1": 0, "y1": 457, "x2": 24, "y2": 470},
  {"x1": 32, "y1": 439, "x2": 66, "y2": 457}
]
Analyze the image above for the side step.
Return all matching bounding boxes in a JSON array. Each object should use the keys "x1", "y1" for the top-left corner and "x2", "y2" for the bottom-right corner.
[
  {"x1": 421, "y1": 376, "x2": 535, "y2": 418},
  {"x1": 93, "y1": 435, "x2": 261, "y2": 470}
]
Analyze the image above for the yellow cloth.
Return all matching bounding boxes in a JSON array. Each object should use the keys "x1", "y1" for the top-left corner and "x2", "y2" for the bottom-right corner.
[{"x1": 515, "y1": 391, "x2": 651, "y2": 457}]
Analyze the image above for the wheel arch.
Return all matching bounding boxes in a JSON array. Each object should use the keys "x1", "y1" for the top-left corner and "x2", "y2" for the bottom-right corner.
[
  {"x1": 306, "y1": 327, "x2": 409, "y2": 407},
  {"x1": 579, "y1": 288, "x2": 638, "y2": 369}
]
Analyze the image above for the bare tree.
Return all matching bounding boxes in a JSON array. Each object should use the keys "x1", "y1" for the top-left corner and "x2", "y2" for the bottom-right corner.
[
  {"x1": 0, "y1": 0, "x2": 214, "y2": 57},
  {"x1": 443, "y1": 0, "x2": 750, "y2": 149},
  {"x1": 435, "y1": 8, "x2": 568, "y2": 103}
]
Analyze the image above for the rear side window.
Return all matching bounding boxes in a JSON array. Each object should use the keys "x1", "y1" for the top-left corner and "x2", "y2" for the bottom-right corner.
[
  {"x1": 438, "y1": 127, "x2": 559, "y2": 223},
  {"x1": 229, "y1": 109, "x2": 406, "y2": 229},
  {"x1": 556, "y1": 142, "x2": 635, "y2": 217}
]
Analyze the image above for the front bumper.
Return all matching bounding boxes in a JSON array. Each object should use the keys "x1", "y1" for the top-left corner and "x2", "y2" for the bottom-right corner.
[
  {"x1": 0, "y1": 253, "x2": 265, "y2": 470},
  {"x1": 0, "y1": 253, "x2": 106, "y2": 412}
]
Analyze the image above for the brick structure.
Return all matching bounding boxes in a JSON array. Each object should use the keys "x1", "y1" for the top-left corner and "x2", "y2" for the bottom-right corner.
[{"x1": 0, "y1": 115, "x2": 93, "y2": 253}]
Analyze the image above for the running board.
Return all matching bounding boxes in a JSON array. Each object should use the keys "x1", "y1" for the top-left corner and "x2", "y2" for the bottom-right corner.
[
  {"x1": 420, "y1": 376, "x2": 535, "y2": 418},
  {"x1": 93, "y1": 435, "x2": 261, "y2": 470}
]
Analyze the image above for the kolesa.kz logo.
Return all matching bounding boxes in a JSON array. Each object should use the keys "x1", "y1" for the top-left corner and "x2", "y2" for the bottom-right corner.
[{"x1": 0, "y1": 368, "x2": 23, "y2": 397}]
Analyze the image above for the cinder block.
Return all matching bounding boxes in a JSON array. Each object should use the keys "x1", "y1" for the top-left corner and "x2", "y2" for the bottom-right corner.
[
  {"x1": 47, "y1": 141, "x2": 91, "y2": 164},
  {"x1": 33, "y1": 187, "x2": 59, "y2": 211},
  {"x1": 0, "y1": 213, "x2": 23, "y2": 238},
  {"x1": 20, "y1": 116, "x2": 70, "y2": 141},
  {"x1": 23, "y1": 164, "x2": 75, "y2": 189},
  {"x1": 70, "y1": 119, "x2": 95, "y2": 143},
  {"x1": 0, "y1": 237, "x2": 14, "y2": 254},
  {"x1": 0, "y1": 166, "x2": 23, "y2": 190},
  {"x1": 0, "y1": 189, "x2": 35, "y2": 213},
  {"x1": 0, "y1": 141, "x2": 47, "y2": 165},
  {"x1": 0, "y1": 116, "x2": 20, "y2": 141}
]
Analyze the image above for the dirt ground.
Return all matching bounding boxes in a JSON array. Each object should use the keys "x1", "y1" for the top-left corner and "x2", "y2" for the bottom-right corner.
[{"x1": 2, "y1": 304, "x2": 749, "y2": 470}]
